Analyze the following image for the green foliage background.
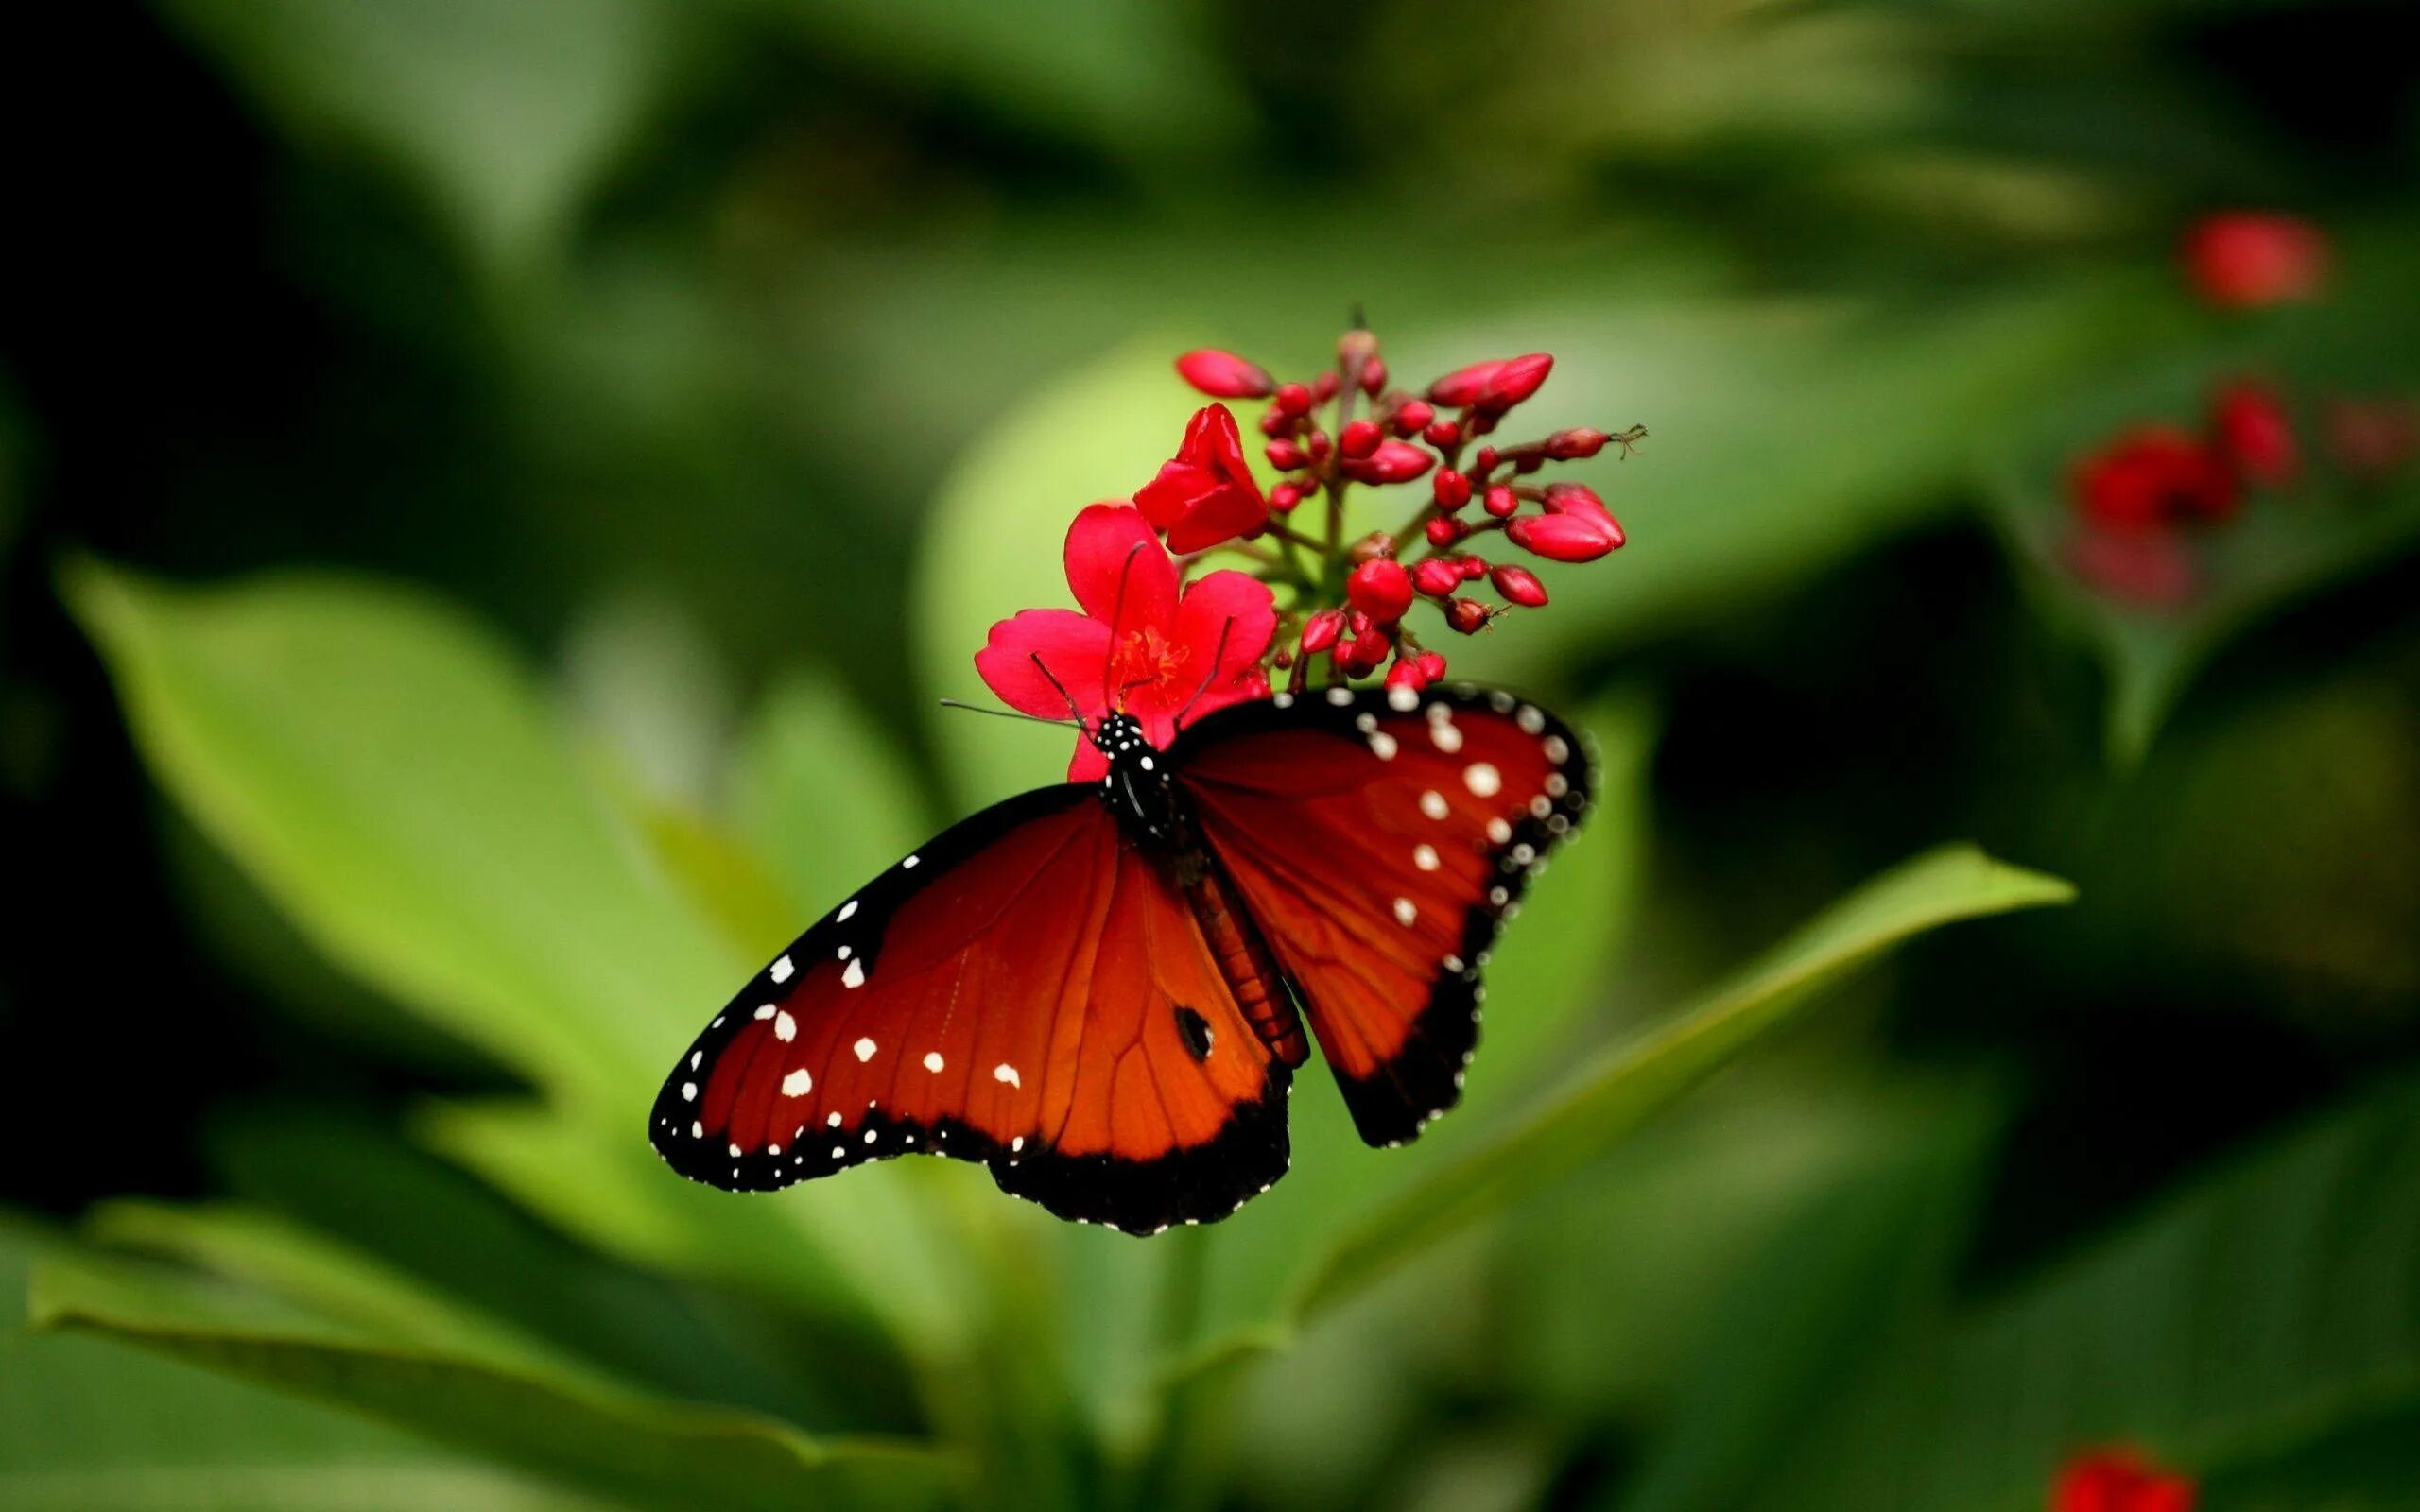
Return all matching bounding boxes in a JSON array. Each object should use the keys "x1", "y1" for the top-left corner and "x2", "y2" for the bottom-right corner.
[{"x1": 2, "y1": 1, "x2": 2417, "y2": 1509}]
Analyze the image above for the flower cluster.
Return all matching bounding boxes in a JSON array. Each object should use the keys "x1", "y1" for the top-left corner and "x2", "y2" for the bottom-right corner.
[
  {"x1": 2061, "y1": 214, "x2": 2414, "y2": 608},
  {"x1": 2050, "y1": 1448, "x2": 2194, "y2": 1512},
  {"x1": 977, "y1": 320, "x2": 1643, "y2": 773}
]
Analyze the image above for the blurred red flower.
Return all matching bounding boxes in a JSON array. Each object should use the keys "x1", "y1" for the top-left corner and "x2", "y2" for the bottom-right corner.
[
  {"x1": 1135, "y1": 404, "x2": 1270, "y2": 553},
  {"x1": 2071, "y1": 425, "x2": 2239, "y2": 530},
  {"x1": 2181, "y1": 212, "x2": 2328, "y2": 310},
  {"x1": 2209, "y1": 380, "x2": 2299, "y2": 488},
  {"x1": 2050, "y1": 1449, "x2": 2195, "y2": 1512},
  {"x1": 976, "y1": 504, "x2": 1276, "y2": 779}
]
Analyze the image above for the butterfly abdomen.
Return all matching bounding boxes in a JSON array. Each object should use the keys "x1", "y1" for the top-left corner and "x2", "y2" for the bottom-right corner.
[{"x1": 1184, "y1": 863, "x2": 1307, "y2": 1068}]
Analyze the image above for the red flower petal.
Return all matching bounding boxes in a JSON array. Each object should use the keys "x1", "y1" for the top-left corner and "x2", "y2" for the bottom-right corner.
[
  {"x1": 974, "y1": 608, "x2": 1113, "y2": 721},
  {"x1": 1168, "y1": 569, "x2": 1277, "y2": 723},
  {"x1": 1064, "y1": 503, "x2": 1177, "y2": 639}
]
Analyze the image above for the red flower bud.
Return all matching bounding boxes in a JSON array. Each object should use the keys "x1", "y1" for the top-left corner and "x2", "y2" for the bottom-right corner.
[
  {"x1": 1347, "y1": 558, "x2": 1416, "y2": 623},
  {"x1": 1427, "y1": 359, "x2": 1507, "y2": 407},
  {"x1": 1392, "y1": 399, "x2": 1435, "y2": 436},
  {"x1": 1266, "y1": 438, "x2": 1307, "y2": 471},
  {"x1": 1340, "y1": 632, "x2": 1391, "y2": 676},
  {"x1": 2049, "y1": 1449, "x2": 2196, "y2": 1512},
  {"x1": 1474, "y1": 446, "x2": 1499, "y2": 472},
  {"x1": 1311, "y1": 371, "x2": 1340, "y2": 404},
  {"x1": 1411, "y1": 558, "x2": 1463, "y2": 598},
  {"x1": 1490, "y1": 563, "x2": 1547, "y2": 606},
  {"x1": 1384, "y1": 657, "x2": 1427, "y2": 691},
  {"x1": 2070, "y1": 424, "x2": 2238, "y2": 530},
  {"x1": 1478, "y1": 353, "x2": 1552, "y2": 410},
  {"x1": 2210, "y1": 379, "x2": 2298, "y2": 488},
  {"x1": 1347, "y1": 440, "x2": 1437, "y2": 484},
  {"x1": 1270, "y1": 481, "x2": 1304, "y2": 512},
  {"x1": 1176, "y1": 349, "x2": 1275, "y2": 399},
  {"x1": 1274, "y1": 382, "x2": 1314, "y2": 416},
  {"x1": 1432, "y1": 469, "x2": 1472, "y2": 509},
  {"x1": 1348, "y1": 610, "x2": 1373, "y2": 636},
  {"x1": 1236, "y1": 667, "x2": 1273, "y2": 701},
  {"x1": 1423, "y1": 420, "x2": 1460, "y2": 448},
  {"x1": 1445, "y1": 597, "x2": 1493, "y2": 634},
  {"x1": 1258, "y1": 409, "x2": 1295, "y2": 438},
  {"x1": 1459, "y1": 554, "x2": 1488, "y2": 581},
  {"x1": 1507, "y1": 509, "x2": 1623, "y2": 562},
  {"x1": 1415, "y1": 650, "x2": 1447, "y2": 682},
  {"x1": 1307, "y1": 431, "x2": 1333, "y2": 462},
  {"x1": 1541, "y1": 480, "x2": 1608, "y2": 516},
  {"x1": 1299, "y1": 608, "x2": 1345, "y2": 654},
  {"x1": 1466, "y1": 412, "x2": 1498, "y2": 437},
  {"x1": 1545, "y1": 427, "x2": 1610, "y2": 460},
  {"x1": 1426, "y1": 515, "x2": 1468, "y2": 548},
  {"x1": 2182, "y1": 212, "x2": 2328, "y2": 310},
  {"x1": 1482, "y1": 483, "x2": 1519, "y2": 518},
  {"x1": 1359, "y1": 357, "x2": 1388, "y2": 397},
  {"x1": 1340, "y1": 418, "x2": 1383, "y2": 459}
]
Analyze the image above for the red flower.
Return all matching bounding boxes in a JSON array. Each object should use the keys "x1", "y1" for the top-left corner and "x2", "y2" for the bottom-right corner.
[
  {"x1": 2209, "y1": 380, "x2": 2298, "y2": 488},
  {"x1": 1347, "y1": 558, "x2": 1416, "y2": 624},
  {"x1": 2070, "y1": 425, "x2": 2238, "y2": 530},
  {"x1": 2050, "y1": 1449, "x2": 2194, "y2": 1512},
  {"x1": 1135, "y1": 404, "x2": 1270, "y2": 554},
  {"x1": 976, "y1": 504, "x2": 1276, "y2": 780},
  {"x1": 2181, "y1": 213, "x2": 2328, "y2": 310}
]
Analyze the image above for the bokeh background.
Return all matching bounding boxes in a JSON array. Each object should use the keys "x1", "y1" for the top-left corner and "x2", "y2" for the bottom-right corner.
[{"x1": 4, "y1": 2, "x2": 2418, "y2": 1509}]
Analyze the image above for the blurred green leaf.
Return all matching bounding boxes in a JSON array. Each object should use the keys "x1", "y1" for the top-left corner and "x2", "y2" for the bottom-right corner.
[
  {"x1": 1748, "y1": 1080, "x2": 2420, "y2": 1511},
  {"x1": 2, "y1": 1219, "x2": 620, "y2": 1512},
  {"x1": 728, "y1": 0, "x2": 1248, "y2": 165},
  {"x1": 156, "y1": 0, "x2": 678, "y2": 274},
  {"x1": 1285, "y1": 845, "x2": 2071, "y2": 1335},
  {"x1": 29, "y1": 1246, "x2": 951, "y2": 1512},
  {"x1": 729, "y1": 669, "x2": 933, "y2": 919},
  {"x1": 1616, "y1": 1085, "x2": 2003, "y2": 1512},
  {"x1": 65, "y1": 561, "x2": 733, "y2": 1123}
]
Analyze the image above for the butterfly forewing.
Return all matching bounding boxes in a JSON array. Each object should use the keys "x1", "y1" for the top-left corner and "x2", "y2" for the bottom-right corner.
[
  {"x1": 650, "y1": 788, "x2": 1291, "y2": 1234},
  {"x1": 1172, "y1": 685, "x2": 1592, "y2": 1146}
]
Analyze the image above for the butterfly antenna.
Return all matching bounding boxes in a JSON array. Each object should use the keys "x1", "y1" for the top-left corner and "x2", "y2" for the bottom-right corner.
[
  {"x1": 1174, "y1": 615, "x2": 1238, "y2": 725},
  {"x1": 937, "y1": 698, "x2": 1079, "y2": 729},
  {"x1": 1027, "y1": 653, "x2": 1087, "y2": 725},
  {"x1": 1101, "y1": 541, "x2": 1149, "y2": 710}
]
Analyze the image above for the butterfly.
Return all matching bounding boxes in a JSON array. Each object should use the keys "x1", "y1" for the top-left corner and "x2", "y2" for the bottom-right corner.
[{"x1": 649, "y1": 681, "x2": 1590, "y2": 1235}]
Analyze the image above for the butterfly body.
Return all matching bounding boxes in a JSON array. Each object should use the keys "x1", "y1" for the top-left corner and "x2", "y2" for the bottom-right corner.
[{"x1": 651, "y1": 683, "x2": 1591, "y2": 1234}]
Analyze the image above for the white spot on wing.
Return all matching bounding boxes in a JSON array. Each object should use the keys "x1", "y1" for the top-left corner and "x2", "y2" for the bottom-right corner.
[
  {"x1": 1392, "y1": 897, "x2": 1418, "y2": 927},
  {"x1": 681, "y1": 1081, "x2": 697, "y2": 1101},
  {"x1": 1326, "y1": 686, "x2": 1354, "y2": 707},
  {"x1": 1463, "y1": 762, "x2": 1503, "y2": 797},
  {"x1": 774, "y1": 1010, "x2": 797, "y2": 1042},
  {"x1": 770, "y1": 955, "x2": 794, "y2": 983},
  {"x1": 854, "y1": 1037, "x2": 877, "y2": 1061},
  {"x1": 842, "y1": 958, "x2": 867, "y2": 989},
  {"x1": 994, "y1": 1063, "x2": 1021, "y2": 1088},
  {"x1": 1517, "y1": 705, "x2": 1546, "y2": 734},
  {"x1": 903, "y1": 855, "x2": 920, "y2": 869},
  {"x1": 1011, "y1": 1135, "x2": 1025, "y2": 1152},
  {"x1": 753, "y1": 1005, "x2": 775, "y2": 1020},
  {"x1": 1414, "y1": 844, "x2": 1439, "y2": 871},
  {"x1": 1420, "y1": 789, "x2": 1450, "y2": 821},
  {"x1": 1387, "y1": 684, "x2": 1419, "y2": 712},
  {"x1": 782, "y1": 1069, "x2": 812, "y2": 1097},
  {"x1": 923, "y1": 1051, "x2": 944, "y2": 1073},
  {"x1": 838, "y1": 899, "x2": 858, "y2": 921},
  {"x1": 1429, "y1": 720, "x2": 1463, "y2": 753},
  {"x1": 690, "y1": 1120, "x2": 703, "y2": 1139},
  {"x1": 1543, "y1": 734, "x2": 1570, "y2": 763},
  {"x1": 1486, "y1": 817, "x2": 1512, "y2": 843},
  {"x1": 1369, "y1": 731, "x2": 1398, "y2": 761}
]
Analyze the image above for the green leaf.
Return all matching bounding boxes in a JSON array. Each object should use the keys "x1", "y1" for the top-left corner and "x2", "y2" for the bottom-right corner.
[
  {"x1": 1746, "y1": 1080, "x2": 2420, "y2": 1512},
  {"x1": 1, "y1": 1218, "x2": 623, "y2": 1512},
  {"x1": 730, "y1": 0, "x2": 1249, "y2": 166},
  {"x1": 28, "y1": 1248, "x2": 952, "y2": 1512},
  {"x1": 1286, "y1": 845, "x2": 2070, "y2": 1334},
  {"x1": 728, "y1": 669, "x2": 933, "y2": 919},
  {"x1": 157, "y1": 0, "x2": 678, "y2": 275},
  {"x1": 64, "y1": 561, "x2": 734, "y2": 1124}
]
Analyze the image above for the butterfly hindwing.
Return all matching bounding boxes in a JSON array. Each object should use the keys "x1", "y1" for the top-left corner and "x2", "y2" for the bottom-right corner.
[
  {"x1": 1172, "y1": 684, "x2": 1592, "y2": 1146},
  {"x1": 649, "y1": 787, "x2": 1291, "y2": 1234}
]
